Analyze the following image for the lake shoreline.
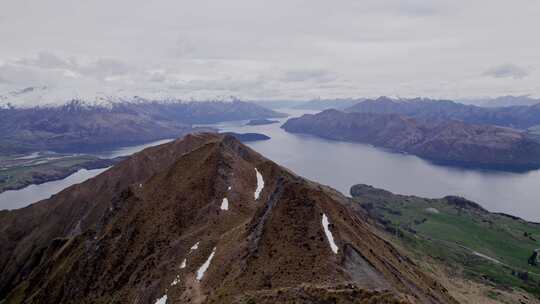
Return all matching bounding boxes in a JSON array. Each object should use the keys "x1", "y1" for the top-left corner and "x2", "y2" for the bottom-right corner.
[{"x1": 0, "y1": 157, "x2": 121, "y2": 194}]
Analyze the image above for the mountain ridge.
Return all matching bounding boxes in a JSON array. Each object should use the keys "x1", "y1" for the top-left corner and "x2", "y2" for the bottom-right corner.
[
  {"x1": 460, "y1": 95, "x2": 540, "y2": 107},
  {"x1": 345, "y1": 96, "x2": 540, "y2": 129},
  {"x1": 0, "y1": 133, "x2": 455, "y2": 303}
]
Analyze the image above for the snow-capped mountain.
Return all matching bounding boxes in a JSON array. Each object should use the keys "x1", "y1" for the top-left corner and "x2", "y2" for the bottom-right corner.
[
  {"x1": 0, "y1": 88, "x2": 285, "y2": 155},
  {"x1": 0, "y1": 86, "x2": 244, "y2": 109}
]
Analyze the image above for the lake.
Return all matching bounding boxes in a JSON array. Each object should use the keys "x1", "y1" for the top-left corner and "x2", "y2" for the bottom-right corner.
[{"x1": 2, "y1": 108, "x2": 540, "y2": 222}]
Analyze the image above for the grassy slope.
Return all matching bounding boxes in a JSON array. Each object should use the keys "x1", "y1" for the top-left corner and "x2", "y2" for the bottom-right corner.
[{"x1": 351, "y1": 184, "x2": 540, "y2": 299}]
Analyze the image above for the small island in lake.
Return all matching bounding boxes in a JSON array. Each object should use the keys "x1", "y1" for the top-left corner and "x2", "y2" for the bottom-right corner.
[
  {"x1": 245, "y1": 119, "x2": 280, "y2": 126},
  {"x1": 222, "y1": 132, "x2": 271, "y2": 142}
]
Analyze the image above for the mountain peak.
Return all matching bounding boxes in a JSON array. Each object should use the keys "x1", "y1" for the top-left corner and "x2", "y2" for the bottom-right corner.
[{"x1": 0, "y1": 133, "x2": 455, "y2": 303}]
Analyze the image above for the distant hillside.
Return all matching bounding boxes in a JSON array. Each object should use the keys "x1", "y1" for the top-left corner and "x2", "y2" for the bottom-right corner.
[
  {"x1": 0, "y1": 100, "x2": 284, "y2": 155},
  {"x1": 346, "y1": 97, "x2": 540, "y2": 129},
  {"x1": 282, "y1": 109, "x2": 540, "y2": 171},
  {"x1": 294, "y1": 98, "x2": 364, "y2": 110},
  {"x1": 350, "y1": 184, "x2": 540, "y2": 303},
  {"x1": 252, "y1": 100, "x2": 305, "y2": 109},
  {"x1": 461, "y1": 95, "x2": 540, "y2": 107}
]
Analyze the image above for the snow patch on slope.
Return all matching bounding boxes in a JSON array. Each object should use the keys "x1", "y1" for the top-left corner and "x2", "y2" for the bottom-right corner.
[
  {"x1": 191, "y1": 242, "x2": 199, "y2": 250},
  {"x1": 322, "y1": 214, "x2": 339, "y2": 254},
  {"x1": 196, "y1": 247, "x2": 217, "y2": 281},
  {"x1": 180, "y1": 258, "x2": 187, "y2": 269},
  {"x1": 254, "y1": 168, "x2": 264, "y2": 200},
  {"x1": 171, "y1": 273, "x2": 182, "y2": 286},
  {"x1": 154, "y1": 294, "x2": 167, "y2": 304},
  {"x1": 221, "y1": 198, "x2": 229, "y2": 210}
]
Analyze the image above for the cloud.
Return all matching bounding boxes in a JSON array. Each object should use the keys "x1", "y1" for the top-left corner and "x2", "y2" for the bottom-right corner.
[
  {"x1": 14, "y1": 51, "x2": 133, "y2": 81},
  {"x1": 172, "y1": 36, "x2": 198, "y2": 58},
  {"x1": 17, "y1": 51, "x2": 72, "y2": 69},
  {"x1": 483, "y1": 64, "x2": 530, "y2": 79},
  {"x1": 78, "y1": 58, "x2": 133, "y2": 78},
  {"x1": 356, "y1": 0, "x2": 456, "y2": 17},
  {"x1": 147, "y1": 70, "x2": 168, "y2": 83},
  {"x1": 0, "y1": 64, "x2": 35, "y2": 85},
  {"x1": 1, "y1": 0, "x2": 540, "y2": 100},
  {"x1": 280, "y1": 69, "x2": 338, "y2": 83}
]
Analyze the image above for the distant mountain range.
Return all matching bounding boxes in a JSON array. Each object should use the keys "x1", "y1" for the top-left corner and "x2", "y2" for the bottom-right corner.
[
  {"x1": 293, "y1": 98, "x2": 364, "y2": 111},
  {"x1": 345, "y1": 96, "x2": 540, "y2": 129},
  {"x1": 252, "y1": 100, "x2": 305, "y2": 109},
  {"x1": 253, "y1": 95, "x2": 540, "y2": 112},
  {"x1": 282, "y1": 109, "x2": 540, "y2": 171},
  {"x1": 0, "y1": 86, "x2": 253, "y2": 109},
  {"x1": 0, "y1": 99, "x2": 284, "y2": 155},
  {"x1": 460, "y1": 95, "x2": 540, "y2": 107},
  {"x1": 0, "y1": 133, "x2": 455, "y2": 303}
]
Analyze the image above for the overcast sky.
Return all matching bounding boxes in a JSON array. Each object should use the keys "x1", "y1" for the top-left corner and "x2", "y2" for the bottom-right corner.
[{"x1": 1, "y1": 0, "x2": 540, "y2": 100}]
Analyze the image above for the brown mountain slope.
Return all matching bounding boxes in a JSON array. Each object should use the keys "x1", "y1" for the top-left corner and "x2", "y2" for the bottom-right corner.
[{"x1": 0, "y1": 133, "x2": 456, "y2": 304}]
